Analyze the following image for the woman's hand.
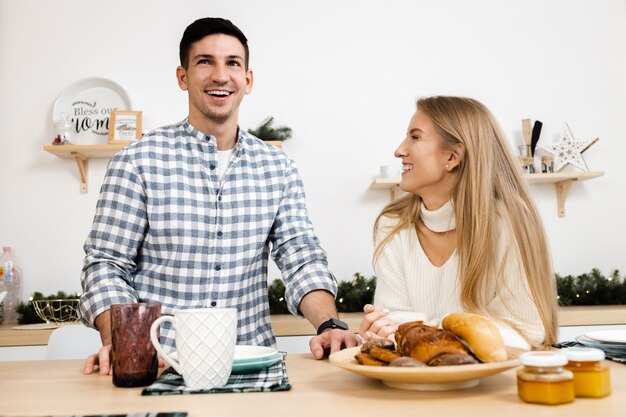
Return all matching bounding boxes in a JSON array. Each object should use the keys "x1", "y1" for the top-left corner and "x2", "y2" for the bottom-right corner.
[{"x1": 359, "y1": 304, "x2": 398, "y2": 341}]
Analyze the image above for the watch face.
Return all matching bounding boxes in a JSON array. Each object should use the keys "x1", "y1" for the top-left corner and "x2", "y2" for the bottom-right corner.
[{"x1": 330, "y1": 318, "x2": 348, "y2": 329}]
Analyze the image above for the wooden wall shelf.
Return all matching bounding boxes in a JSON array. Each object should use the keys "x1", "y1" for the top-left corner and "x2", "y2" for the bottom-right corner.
[
  {"x1": 43, "y1": 144, "x2": 125, "y2": 193},
  {"x1": 369, "y1": 177, "x2": 402, "y2": 200},
  {"x1": 264, "y1": 140, "x2": 283, "y2": 149},
  {"x1": 369, "y1": 171, "x2": 605, "y2": 217}
]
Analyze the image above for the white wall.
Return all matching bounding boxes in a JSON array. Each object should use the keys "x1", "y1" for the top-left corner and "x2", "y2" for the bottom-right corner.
[{"x1": 1, "y1": 0, "x2": 625, "y2": 300}]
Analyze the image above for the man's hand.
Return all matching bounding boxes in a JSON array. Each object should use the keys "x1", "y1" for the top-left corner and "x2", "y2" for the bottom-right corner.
[
  {"x1": 83, "y1": 344, "x2": 166, "y2": 375},
  {"x1": 83, "y1": 344, "x2": 113, "y2": 375},
  {"x1": 83, "y1": 310, "x2": 113, "y2": 375},
  {"x1": 309, "y1": 328, "x2": 360, "y2": 360}
]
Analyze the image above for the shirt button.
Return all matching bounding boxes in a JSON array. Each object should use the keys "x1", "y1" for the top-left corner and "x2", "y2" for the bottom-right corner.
[
  {"x1": 217, "y1": 231, "x2": 223, "y2": 237},
  {"x1": 218, "y1": 196, "x2": 222, "y2": 201},
  {"x1": 205, "y1": 135, "x2": 211, "y2": 141},
  {"x1": 211, "y1": 301, "x2": 217, "y2": 307},
  {"x1": 210, "y1": 164, "x2": 216, "y2": 170},
  {"x1": 215, "y1": 264, "x2": 221, "y2": 271}
]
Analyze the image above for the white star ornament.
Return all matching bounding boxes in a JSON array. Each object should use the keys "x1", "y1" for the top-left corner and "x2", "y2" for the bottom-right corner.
[{"x1": 539, "y1": 123, "x2": 598, "y2": 172}]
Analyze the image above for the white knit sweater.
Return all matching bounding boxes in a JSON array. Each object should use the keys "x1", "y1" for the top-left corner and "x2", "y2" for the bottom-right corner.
[{"x1": 373, "y1": 202, "x2": 545, "y2": 349}]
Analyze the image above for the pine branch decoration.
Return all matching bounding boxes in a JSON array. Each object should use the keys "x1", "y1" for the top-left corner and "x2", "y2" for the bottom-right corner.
[
  {"x1": 556, "y1": 269, "x2": 626, "y2": 306},
  {"x1": 267, "y1": 269, "x2": 626, "y2": 314},
  {"x1": 336, "y1": 273, "x2": 376, "y2": 312},
  {"x1": 248, "y1": 116, "x2": 293, "y2": 141},
  {"x1": 268, "y1": 273, "x2": 376, "y2": 314}
]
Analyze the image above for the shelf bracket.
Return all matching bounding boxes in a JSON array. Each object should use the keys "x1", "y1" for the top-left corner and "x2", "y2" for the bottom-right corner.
[
  {"x1": 73, "y1": 153, "x2": 89, "y2": 194},
  {"x1": 390, "y1": 185, "x2": 399, "y2": 201},
  {"x1": 555, "y1": 179, "x2": 574, "y2": 218}
]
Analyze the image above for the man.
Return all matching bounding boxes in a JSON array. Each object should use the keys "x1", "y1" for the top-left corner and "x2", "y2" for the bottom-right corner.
[{"x1": 80, "y1": 17, "x2": 357, "y2": 375}]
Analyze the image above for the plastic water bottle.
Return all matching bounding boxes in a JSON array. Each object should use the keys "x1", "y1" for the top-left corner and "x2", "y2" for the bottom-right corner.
[{"x1": 0, "y1": 246, "x2": 21, "y2": 324}]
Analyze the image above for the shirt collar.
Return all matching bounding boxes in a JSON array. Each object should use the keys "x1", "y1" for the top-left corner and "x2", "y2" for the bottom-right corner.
[{"x1": 182, "y1": 118, "x2": 249, "y2": 153}]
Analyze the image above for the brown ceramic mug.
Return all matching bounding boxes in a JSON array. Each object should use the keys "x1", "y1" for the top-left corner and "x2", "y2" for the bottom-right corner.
[{"x1": 110, "y1": 302, "x2": 161, "y2": 387}]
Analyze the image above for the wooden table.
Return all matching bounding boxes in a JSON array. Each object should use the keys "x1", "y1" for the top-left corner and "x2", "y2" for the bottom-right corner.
[{"x1": 0, "y1": 355, "x2": 624, "y2": 417}]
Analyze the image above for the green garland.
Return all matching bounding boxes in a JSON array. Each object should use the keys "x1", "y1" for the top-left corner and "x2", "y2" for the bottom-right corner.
[
  {"x1": 556, "y1": 269, "x2": 626, "y2": 306},
  {"x1": 9, "y1": 269, "x2": 623, "y2": 324},
  {"x1": 268, "y1": 272, "x2": 376, "y2": 314},
  {"x1": 335, "y1": 273, "x2": 377, "y2": 312},
  {"x1": 268, "y1": 269, "x2": 626, "y2": 313},
  {"x1": 247, "y1": 116, "x2": 293, "y2": 142}
]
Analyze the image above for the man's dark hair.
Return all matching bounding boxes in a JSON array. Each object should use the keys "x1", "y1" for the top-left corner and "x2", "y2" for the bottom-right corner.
[{"x1": 179, "y1": 17, "x2": 249, "y2": 69}]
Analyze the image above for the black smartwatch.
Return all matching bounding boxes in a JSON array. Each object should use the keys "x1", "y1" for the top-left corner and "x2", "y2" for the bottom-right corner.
[{"x1": 316, "y1": 318, "x2": 349, "y2": 335}]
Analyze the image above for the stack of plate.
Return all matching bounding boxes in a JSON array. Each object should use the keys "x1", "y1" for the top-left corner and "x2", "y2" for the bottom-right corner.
[
  {"x1": 232, "y1": 345, "x2": 283, "y2": 373},
  {"x1": 576, "y1": 330, "x2": 626, "y2": 361}
]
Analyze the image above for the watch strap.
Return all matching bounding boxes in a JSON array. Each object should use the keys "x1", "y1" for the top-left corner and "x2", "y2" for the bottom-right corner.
[{"x1": 316, "y1": 318, "x2": 349, "y2": 335}]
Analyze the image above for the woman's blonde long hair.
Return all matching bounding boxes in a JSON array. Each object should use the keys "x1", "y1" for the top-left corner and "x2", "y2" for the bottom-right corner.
[{"x1": 373, "y1": 96, "x2": 558, "y2": 345}]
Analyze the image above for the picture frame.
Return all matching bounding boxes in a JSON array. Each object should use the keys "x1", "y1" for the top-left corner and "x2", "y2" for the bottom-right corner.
[{"x1": 108, "y1": 110, "x2": 142, "y2": 144}]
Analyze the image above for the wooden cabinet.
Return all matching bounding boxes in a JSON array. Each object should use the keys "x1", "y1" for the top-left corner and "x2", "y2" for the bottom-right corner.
[{"x1": 370, "y1": 171, "x2": 605, "y2": 217}]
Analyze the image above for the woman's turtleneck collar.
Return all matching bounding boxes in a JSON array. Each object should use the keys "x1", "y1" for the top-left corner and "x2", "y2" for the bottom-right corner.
[{"x1": 420, "y1": 200, "x2": 456, "y2": 232}]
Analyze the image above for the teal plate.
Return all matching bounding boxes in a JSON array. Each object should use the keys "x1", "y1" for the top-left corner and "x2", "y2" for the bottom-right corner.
[
  {"x1": 167, "y1": 345, "x2": 281, "y2": 372},
  {"x1": 231, "y1": 353, "x2": 283, "y2": 374}
]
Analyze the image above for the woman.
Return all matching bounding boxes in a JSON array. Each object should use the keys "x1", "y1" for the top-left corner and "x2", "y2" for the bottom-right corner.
[{"x1": 360, "y1": 96, "x2": 557, "y2": 349}]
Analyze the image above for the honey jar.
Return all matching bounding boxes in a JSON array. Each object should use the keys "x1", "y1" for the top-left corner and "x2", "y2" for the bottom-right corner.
[
  {"x1": 517, "y1": 351, "x2": 575, "y2": 405},
  {"x1": 562, "y1": 347, "x2": 611, "y2": 398}
]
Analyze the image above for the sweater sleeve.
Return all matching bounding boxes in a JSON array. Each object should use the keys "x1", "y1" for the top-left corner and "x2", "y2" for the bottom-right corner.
[{"x1": 373, "y1": 217, "x2": 424, "y2": 325}]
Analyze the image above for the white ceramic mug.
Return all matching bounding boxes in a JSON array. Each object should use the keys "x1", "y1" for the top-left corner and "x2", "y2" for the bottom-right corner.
[
  {"x1": 380, "y1": 165, "x2": 400, "y2": 178},
  {"x1": 150, "y1": 308, "x2": 238, "y2": 390}
]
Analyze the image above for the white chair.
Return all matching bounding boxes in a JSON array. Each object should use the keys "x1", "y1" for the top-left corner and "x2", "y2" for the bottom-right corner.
[{"x1": 45, "y1": 323, "x2": 102, "y2": 360}]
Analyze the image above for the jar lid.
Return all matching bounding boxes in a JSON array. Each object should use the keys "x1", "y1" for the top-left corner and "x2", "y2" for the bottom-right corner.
[
  {"x1": 519, "y1": 351, "x2": 568, "y2": 367},
  {"x1": 561, "y1": 347, "x2": 605, "y2": 361}
]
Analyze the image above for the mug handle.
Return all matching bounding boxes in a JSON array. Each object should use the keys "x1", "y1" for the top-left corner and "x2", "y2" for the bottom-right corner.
[{"x1": 150, "y1": 315, "x2": 182, "y2": 375}]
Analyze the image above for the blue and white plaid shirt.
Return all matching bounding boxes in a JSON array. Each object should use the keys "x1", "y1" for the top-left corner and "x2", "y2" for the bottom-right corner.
[{"x1": 79, "y1": 119, "x2": 336, "y2": 350}]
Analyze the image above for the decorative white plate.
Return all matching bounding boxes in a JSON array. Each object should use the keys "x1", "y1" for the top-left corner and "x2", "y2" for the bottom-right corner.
[
  {"x1": 234, "y1": 345, "x2": 279, "y2": 363},
  {"x1": 329, "y1": 346, "x2": 523, "y2": 391},
  {"x1": 168, "y1": 345, "x2": 280, "y2": 367},
  {"x1": 584, "y1": 330, "x2": 626, "y2": 344},
  {"x1": 52, "y1": 77, "x2": 131, "y2": 145},
  {"x1": 575, "y1": 336, "x2": 626, "y2": 360}
]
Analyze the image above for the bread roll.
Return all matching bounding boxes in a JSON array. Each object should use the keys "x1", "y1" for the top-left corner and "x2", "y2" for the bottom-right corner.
[{"x1": 441, "y1": 312, "x2": 507, "y2": 362}]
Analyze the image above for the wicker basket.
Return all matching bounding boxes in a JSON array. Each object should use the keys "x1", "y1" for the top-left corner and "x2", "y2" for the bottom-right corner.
[{"x1": 33, "y1": 299, "x2": 80, "y2": 324}]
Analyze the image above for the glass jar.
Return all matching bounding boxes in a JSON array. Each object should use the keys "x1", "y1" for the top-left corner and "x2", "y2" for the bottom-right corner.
[
  {"x1": 521, "y1": 156, "x2": 535, "y2": 174},
  {"x1": 53, "y1": 111, "x2": 73, "y2": 145},
  {"x1": 517, "y1": 351, "x2": 575, "y2": 405},
  {"x1": 541, "y1": 156, "x2": 554, "y2": 173},
  {"x1": 562, "y1": 347, "x2": 611, "y2": 398}
]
